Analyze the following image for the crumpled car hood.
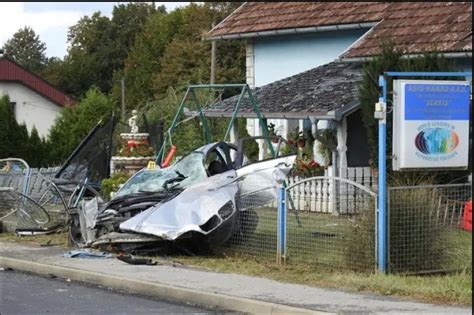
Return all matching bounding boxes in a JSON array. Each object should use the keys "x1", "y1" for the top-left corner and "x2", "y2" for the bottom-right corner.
[
  {"x1": 119, "y1": 154, "x2": 296, "y2": 241},
  {"x1": 119, "y1": 171, "x2": 238, "y2": 240}
]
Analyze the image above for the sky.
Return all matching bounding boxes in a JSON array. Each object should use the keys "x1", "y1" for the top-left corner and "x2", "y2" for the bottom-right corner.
[{"x1": 0, "y1": 2, "x2": 190, "y2": 58}]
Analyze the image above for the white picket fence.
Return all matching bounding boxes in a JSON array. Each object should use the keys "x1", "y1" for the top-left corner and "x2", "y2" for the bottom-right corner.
[{"x1": 285, "y1": 166, "x2": 377, "y2": 214}]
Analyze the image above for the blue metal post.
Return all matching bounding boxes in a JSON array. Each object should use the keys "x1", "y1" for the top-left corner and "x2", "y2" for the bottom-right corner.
[
  {"x1": 277, "y1": 185, "x2": 287, "y2": 265},
  {"x1": 377, "y1": 75, "x2": 387, "y2": 273}
]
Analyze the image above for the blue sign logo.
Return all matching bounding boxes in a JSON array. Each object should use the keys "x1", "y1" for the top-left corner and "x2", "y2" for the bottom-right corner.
[{"x1": 404, "y1": 83, "x2": 470, "y2": 120}]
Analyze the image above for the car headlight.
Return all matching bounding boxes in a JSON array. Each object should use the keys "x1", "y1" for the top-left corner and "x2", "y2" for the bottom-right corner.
[{"x1": 218, "y1": 201, "x2": 235, "y2": 220}]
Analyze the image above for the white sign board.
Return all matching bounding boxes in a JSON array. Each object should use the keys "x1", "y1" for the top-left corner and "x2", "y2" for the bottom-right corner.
[{"x1": 393, "y1": 80, "x2": 470, "y2": 170}]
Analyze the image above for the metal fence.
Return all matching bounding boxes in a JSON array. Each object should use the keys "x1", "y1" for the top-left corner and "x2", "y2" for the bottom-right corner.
[
  {"x1": 224, "y1": 173, "x2": 279, "y2": 260},
  {"x1": 388, "y1": 183, "x2": 472, "y2": 274},
  {"x1": 286, "y1": 177, "x2": 377, "y2": 272},
  {"x1": 0, "y1": 160, "x2": 63, "y2": 232},
  {"x1": 222, "y1": 175, "x2": 378, "y2": 272}
]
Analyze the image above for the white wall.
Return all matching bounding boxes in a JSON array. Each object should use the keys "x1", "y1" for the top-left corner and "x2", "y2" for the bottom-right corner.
[{"x1": 0, "y1": 82, "x2": 62, "y2": 138}]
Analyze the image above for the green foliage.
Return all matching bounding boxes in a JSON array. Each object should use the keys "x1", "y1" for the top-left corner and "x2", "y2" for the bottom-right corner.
[
  {"x1": 47, "y1": 87, "x2": 116, "y2": 164},
  {"x1": 0, "y1": 95, "x2": 17, "y2": 158},
  {"x1": 0, "y1": 96, "x2": 49, "y2": 167},
  {"x1": 119, "y1": 2, "x2": 245, "y2": 110},
  {"x1": 344, "y1": 200, "x2": 376, "y2": 272},
  {"x1": 359, "y1": 42, "x2": 402, "y2": 167},
  {"x1": 100, "y1": 172, "x2": 131, "y2": 200},
  {"x1": 358, "y1": 42, "x2": 471, "y2": 183},
  {"x1": 52, "y1": 3, "x2": 157, "y2": 98},
  {"x1": 316, "y1": 129, "x2": 337, "y2": 167},
  {"x1": 25, "y1": 127, "x2": 49, "y2": 167},
  {"x1": 2, "y1": 26, "x2": 47, "y2": 73},
  {"x1": 388, "y1": 188, "x2": 448, "y2": 274}
]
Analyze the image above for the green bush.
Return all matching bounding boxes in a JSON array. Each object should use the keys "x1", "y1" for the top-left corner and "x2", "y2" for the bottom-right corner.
[
  {"x1": 343, "y1": 199, "x2": 376, "y2": 272},
  {"x1": 100, "y1": 172, "x2": 131, "y2": 200},
  {"x1": 387, "y1": 188, "x2": 448, "y2": 274},
  {"x1": 48, "y1": 87, "x2": 116, "y2": 164}
]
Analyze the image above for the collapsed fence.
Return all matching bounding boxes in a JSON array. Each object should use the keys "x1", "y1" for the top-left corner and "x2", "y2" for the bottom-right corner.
[{"x1": 0, "y1": 159, "x2": 64, "y2": 232}]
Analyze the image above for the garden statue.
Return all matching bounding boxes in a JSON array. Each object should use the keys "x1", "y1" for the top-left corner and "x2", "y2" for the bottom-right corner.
[
  {"x1": 110, "y1": 110, "x2": 155, "y2": 176},
  {"x1": 128, "y1": 110, "x2": 139, "y2": 134}
]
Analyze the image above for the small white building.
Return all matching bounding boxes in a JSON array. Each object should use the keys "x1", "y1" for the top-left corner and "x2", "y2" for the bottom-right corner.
[{"x1": 0, "y1": 56, "x2": 75, "y2": 138}]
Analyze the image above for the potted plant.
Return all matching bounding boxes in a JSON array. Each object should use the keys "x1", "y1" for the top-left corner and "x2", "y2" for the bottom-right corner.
[
  {"x1": 297, "y1": 130, "x2": 305, "y2": 148},
  {"x1": 267, "y1": 123, "x2": 280, "y2": 143}
]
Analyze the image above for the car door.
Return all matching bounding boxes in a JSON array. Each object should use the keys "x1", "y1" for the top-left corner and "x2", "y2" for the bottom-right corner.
[{"x1": 234, "y1": 137, "x2": 296, "y2": 201}]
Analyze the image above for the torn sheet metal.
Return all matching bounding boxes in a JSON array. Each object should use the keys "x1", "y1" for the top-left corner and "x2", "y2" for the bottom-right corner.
[
  {"x1": 78, "y1": 196, "x2": 102, "y2": 245},
  {"x1": 120, "y1": 171, "x2": 239, "y2": 241},
  {"x1": 119, "y1": 155, "x2": 296, "y2": 242}
]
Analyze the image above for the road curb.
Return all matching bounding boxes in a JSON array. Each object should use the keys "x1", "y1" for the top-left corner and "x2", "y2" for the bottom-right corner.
[{"x1": 0, "y1": 256, "x2": 335, "y2": 315}]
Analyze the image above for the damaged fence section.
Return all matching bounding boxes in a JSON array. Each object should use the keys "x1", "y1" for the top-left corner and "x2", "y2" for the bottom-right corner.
[
  {"x1": 225, "y1": 173, "x2": 279, "y2": 259},
  {"x1": 0, "y1": 159, "x2": 64, "y2": 232}
]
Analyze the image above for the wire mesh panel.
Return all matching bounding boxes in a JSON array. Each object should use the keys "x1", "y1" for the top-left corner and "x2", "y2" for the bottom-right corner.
[
  {"x1": 388, "y1": 184, "x2": 472, "y2": 274},
  {"x1": 225, "y1": 174, "x2": 278, "y2": 260},
  {"x1": 0, "y1": 164, "x2": 68, "y2": 232},
  {"x1": 286, "y1": 177, "x2": 377, "y2": 272}
]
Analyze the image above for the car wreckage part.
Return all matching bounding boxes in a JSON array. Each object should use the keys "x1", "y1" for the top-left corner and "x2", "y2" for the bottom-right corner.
[{"x1": 161, "y1": 145, "x2": 177, "y2": 168}]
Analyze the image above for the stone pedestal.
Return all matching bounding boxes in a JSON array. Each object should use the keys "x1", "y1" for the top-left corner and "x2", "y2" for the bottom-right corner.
[
  {"x1": 110, "y1": 132, "x2": 155, "y2": 176},
  {"x1": 110, "y1": 156, "x2": 155, "y2": 176}
]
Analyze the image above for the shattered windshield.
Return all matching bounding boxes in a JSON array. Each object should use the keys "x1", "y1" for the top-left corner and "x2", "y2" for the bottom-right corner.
[{"x1": 115, "y1": 152, "x2": 207, "y2": 197}]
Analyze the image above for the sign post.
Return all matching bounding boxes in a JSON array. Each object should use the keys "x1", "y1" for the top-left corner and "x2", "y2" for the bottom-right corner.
[
  {"x1": 376, "y1": 71, "x2": 472, "y2": 274},
  {"x1": 393, "y1": 80, "x2": 471, "y2": 170}
]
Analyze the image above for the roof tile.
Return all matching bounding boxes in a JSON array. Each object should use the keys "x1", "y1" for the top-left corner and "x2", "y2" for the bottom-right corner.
[
  {"x1": 208, "y1": 2, "x2": 472, "y2": 58},
  {"x1": 203, "y1": 62, "x2": 363, "y2": 119},
  {"x1": 0, "y1": 57, "x2": 75, "y2": 107}
]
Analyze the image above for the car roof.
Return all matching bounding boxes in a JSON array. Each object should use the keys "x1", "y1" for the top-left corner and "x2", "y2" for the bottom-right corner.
[{"x1": 193, "y1": 142, "x2": 236, "y2": 156}]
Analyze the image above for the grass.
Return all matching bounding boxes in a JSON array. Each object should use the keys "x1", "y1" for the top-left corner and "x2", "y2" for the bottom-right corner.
[
  {"x1": 0, "y1": 231, "x2": 69, "y2": 248},
  {"x1": 0, "y1": 207, "x2": 471, "y2": 306},
  {"x1": 171, "y1": 253, "x2": 472, "y2": 306}
]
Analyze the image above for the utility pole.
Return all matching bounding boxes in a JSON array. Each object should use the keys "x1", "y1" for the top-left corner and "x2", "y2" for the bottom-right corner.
[
  {"x1": 120, "y1": 78, "x2": 125, "y2": 118},
  {"x1": 210, "y1": 23, "x2": 216, "y2": 84}
]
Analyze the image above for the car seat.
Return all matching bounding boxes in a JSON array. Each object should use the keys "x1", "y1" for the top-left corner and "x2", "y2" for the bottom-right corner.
[{"x1": 208, "y1": 160, "x2": 225, "y2": 176}]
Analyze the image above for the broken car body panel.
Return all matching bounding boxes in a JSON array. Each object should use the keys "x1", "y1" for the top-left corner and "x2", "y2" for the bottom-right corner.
[{"x1": 87, "y1": 140, "x2": 296, "y2": 248}]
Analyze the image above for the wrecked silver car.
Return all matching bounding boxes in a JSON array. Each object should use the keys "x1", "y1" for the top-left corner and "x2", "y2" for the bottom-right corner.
[{"x1": 74, "y1": 139, "x2": 296, "y2": 252}]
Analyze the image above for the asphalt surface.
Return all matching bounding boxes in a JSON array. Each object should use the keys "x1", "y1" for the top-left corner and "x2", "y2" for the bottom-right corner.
[{"x1": 0, "y1": 270, "x2": 218, "y2": 315}]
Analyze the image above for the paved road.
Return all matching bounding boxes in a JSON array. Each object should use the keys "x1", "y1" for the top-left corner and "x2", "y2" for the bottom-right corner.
[{"x1": 0, "y1": 270, "x2": 217, "y2": 315}]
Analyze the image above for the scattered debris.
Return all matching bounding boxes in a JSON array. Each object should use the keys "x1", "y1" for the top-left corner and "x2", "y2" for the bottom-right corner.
[
  {"x1": 63, "y1": 249, "x2": 113, "y2": 259},
  {"x1": 117, "y1": 254, "x2": 158, "y2": 266},
  {"x1": 72, "y1": 139, "x2": 295, "y2": 254}
]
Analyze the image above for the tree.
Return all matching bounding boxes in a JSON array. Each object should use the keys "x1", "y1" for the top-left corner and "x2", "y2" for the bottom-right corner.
[
  {"x1": 61, "y1": 3, "x2": 158, "y2": 98},
  {"x1": 2, "y1": 26, "x2": 47, "y2": 73},
  {"x1": 119, "y1": 2, "x2": 246, "y2": 110},
  {"x1": 25, "y1": 127, "x2": 45, "y2": 167},
  {"x1": 0, "y1": 96, "x2": 48, "y2": 166},
  {"x1": 0, "y1": 95, "x2": 16, "y2": 158},
  {"x1": 48, "y1": 87, "x2": 116, "y2": 163}
]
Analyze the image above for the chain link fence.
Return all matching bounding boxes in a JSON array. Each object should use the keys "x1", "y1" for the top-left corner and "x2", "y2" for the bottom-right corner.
[
  {"x1": 388, "y1": 183, "x2": 472, "y2": 274},
  {"x1": 285, "y1": 177, "x2": 377, "y2": 272},
  {"x1": 224, "y1": 173, "x2": 279, "y2": 260}
]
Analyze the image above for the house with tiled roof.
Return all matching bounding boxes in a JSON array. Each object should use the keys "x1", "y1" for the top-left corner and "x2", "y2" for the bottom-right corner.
[
  {"x1": 205, "y1": 2, "x2": 472, "y2": 169},
  {"x1": 0, "y1": 54, "x2": 75, "y2": 138}
]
